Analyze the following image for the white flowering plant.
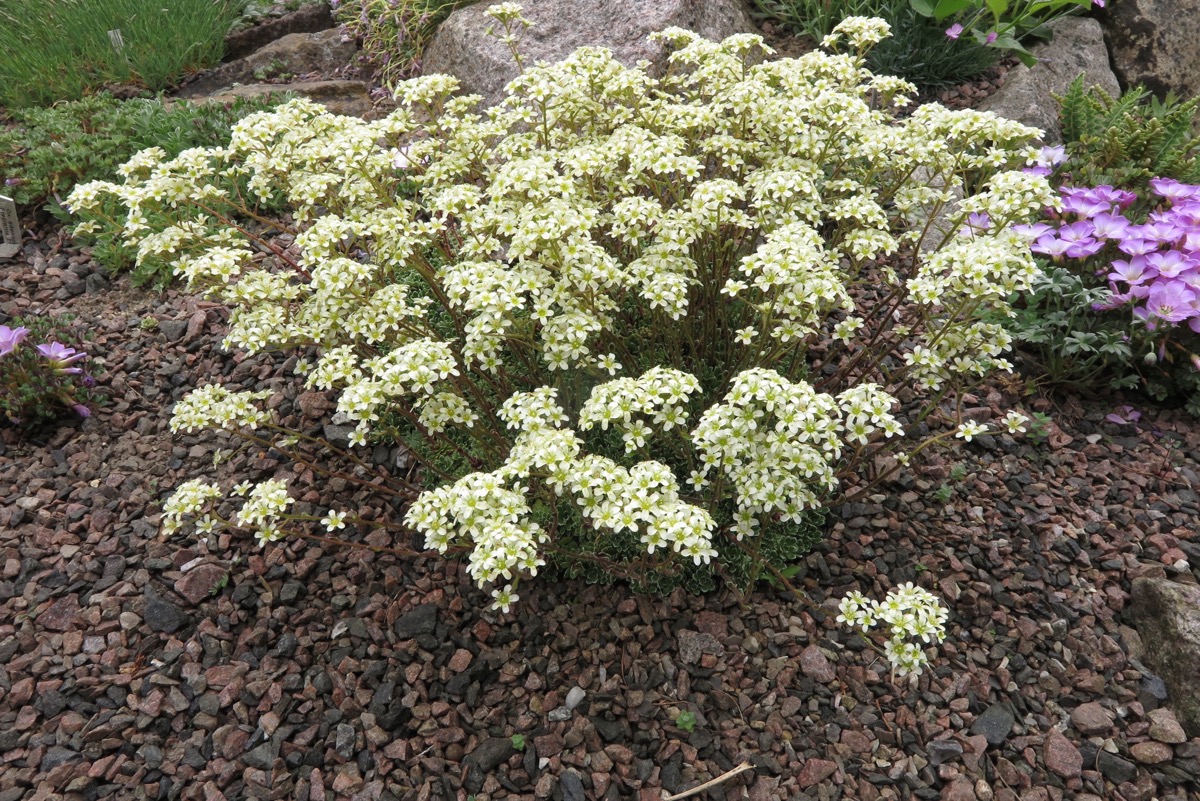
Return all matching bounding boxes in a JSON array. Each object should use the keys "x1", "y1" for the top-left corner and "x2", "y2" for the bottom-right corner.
[
  {"x1": 837, "y1": 582, "x2": 949, "y2": 677},
  {"x1": 70, "y1": 7, "x2": 1051, "y2": 609}
]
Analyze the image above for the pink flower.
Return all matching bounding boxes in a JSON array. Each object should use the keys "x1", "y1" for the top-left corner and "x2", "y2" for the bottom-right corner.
[
  {"x1": 945, "y1": 24, "x2": 964, "y2": 39},
  {"x1": 0, "y1": 325, "x2": 29, "y2": 357},
  {"x1": 986, "y1": 31, "x2": 998, "y2": 44},
  {"x1": 36, "y1": 342, "x2": 87, "y2": 374}
]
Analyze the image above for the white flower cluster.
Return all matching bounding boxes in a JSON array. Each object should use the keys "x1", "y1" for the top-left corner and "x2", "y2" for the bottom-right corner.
[
  {"x1": 93, "y1": 8, "x2": 1050, "y2": 610},
  {"x1": 161, "y1": 479, "x2": 223, "y2": 536},
  {"x1": 693, "y1": 370, "x2": 900, "y2": 536},
  {"x1": 170, "y1": 384, "x2": 272, "y2": 433},
  {"x1": 837, "y1": 583, "x2": 949, "y2": 677}
]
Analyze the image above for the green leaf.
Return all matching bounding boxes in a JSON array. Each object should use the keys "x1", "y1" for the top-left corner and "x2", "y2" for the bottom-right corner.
[
  {"x1": 985, "y1": 0, "x2": 1008, "y2": 20},
  {"x1": 932, "y1": 0, "x2": 974, "y2": 20},
  {"x1": 910, "y1": 0, "x2": 937, "y2": 16}
]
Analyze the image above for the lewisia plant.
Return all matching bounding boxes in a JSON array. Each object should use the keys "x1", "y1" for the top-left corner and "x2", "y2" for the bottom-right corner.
[{"x1": 69, "y1": 10, "x2": 1049, "y2": 609}]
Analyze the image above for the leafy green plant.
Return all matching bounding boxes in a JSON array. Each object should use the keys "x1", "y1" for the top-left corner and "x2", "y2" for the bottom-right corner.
[
  {"x1": 0, "y1": 0, "x2": 249, "y2": 108},
  {"x1": 908, "y1": 0, "x2": 1096, "y2": 66},
  {"x1": 751, "y1": 0, "x2": 997, "y2": 87},
  {"x1": 947, "y1": 462, "x2": 967, "y2": 481},
  {"x1": 674, "y1": 710, "x2": 697, "y2": 733},
  {"x1": 335, "y1": 0, "x2": 475, "y2": 89},
  {"x1": 933, "y1": 483, "x2": 954, "y2": 503},
  {"x1": 510, "y1": 734, "x2": 525, "y2": 751},
  {"x1": 0, "y1": 317, "x2": 102, "y2": 428},
  {"x1": 1026, "y1": 411, "x2": 1052, "y2": 443},
  {"x1": 87, "y1": 13, "x2": 1050, "y2": 606}
]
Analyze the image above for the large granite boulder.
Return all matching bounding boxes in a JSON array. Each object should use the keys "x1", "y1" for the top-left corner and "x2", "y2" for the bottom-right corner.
[
  {"x1": 421, "y1": 0, "x2": 759, "y2": 109},
  {"x1": 1130, "y1": 577, "x2": 1200, "y2": 737},
  {"x1": 1097, "y1": 0, "x2": 1200, "y2": 101},
  {"x1": 180, "y1": 29, "x2": 356, "y2": 98},
  {"x1": 978, "y1": 17, "x2": 1119, "y2": 144}
]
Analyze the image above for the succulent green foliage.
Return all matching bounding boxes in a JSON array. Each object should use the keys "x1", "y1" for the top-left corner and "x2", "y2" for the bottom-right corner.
[{"x1": 1055, "y1": 75, "x2": 1200, "y2": 193}]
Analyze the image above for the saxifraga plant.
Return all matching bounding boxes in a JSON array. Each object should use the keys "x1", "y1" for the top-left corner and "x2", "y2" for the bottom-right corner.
[{"x1": 70, "y1": 10, "x2": 1049, "y2": 609}]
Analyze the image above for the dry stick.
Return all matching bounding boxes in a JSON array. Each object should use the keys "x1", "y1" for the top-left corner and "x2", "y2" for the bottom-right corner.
[{"x1": 662, "y1": 761, "x2": 753, "y2": 801}]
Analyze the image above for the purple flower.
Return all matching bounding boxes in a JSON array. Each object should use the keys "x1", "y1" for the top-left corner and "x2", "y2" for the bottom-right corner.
[
  {"x1": 0, "y1": 325, "x2": 29, "y2": 357},
  {"x1": 1060, "y1": 192, "x2": 1113, "y2": 218},
  {"x1": 1117, "y1": 238, "x2": 1160, "y2": 257},
  {"x1": 1030, "y1": 234, "x2": 1073, "y2": 258},
  {"x1": 1149, "y1": 178, "x2": 1200, "y2": 202},
  {"x1": 1023, "y1": 165, "x2": 1052, "y2": 178},
  {"x1": 1108, "y1": 257, "x2": 1155, "y2": 286},
  {"x1": 1146, "y1": 280, "x2": 1198, "y2": 323},
  {"x1": 1106, "y1": 405, "x2": 1140, "y2": 425},
  {"x1": 72, "y1": 404, "x2": 91, "y2": 419},
  {"x1": 1146, "y1": 250, "x2": 1199, "y2": 279},
  {"x1": 1013, "y1": 222, "x2": 1054, "y2": 240},
  {"x1": 986, "y1": 31, "x2": 998, "y2": 44},
  {"x1": 945, "y1": 24, "x2": 964, "y2": 39},
  {"x1": 36, "y1": 342, "x2": 87, "y2": 374},
  {"x1": 1056, "y1": 221, "x2": 1104, "y2": 258},
  {"x1": 1140, "y1": 220, "x2": 1182, "y2": 243},
  {"x1": 1090, "y1": 212, "x2": 1131, "y2": 240}
]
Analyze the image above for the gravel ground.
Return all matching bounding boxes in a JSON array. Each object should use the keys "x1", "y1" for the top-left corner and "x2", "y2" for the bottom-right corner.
[
  {"x1": 4, "y1": 193, "x2": 1200, "y2": 801},
  {"x1": 2, "y1": 18, "x2": 1199, "y2": 801}
]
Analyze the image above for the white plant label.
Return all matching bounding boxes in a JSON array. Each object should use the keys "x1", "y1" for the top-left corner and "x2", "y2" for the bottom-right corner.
[
  {"x1": 108, "y1": 29, "x2": 125, "y2": 53},
  {"x1": 0, "y1": 196, "x2": 19, "y2": 259}
]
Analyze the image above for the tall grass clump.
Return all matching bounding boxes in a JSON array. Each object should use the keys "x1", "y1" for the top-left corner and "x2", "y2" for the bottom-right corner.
[
  {"x1": 71, "y1": 10, "x2": 1049, "y2": 602},
  {"x1": 0, "y1": 0, "x2": 247, "y2": 108}
]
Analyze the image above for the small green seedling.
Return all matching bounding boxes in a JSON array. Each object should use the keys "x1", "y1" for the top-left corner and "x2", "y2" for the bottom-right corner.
[
  {"x1": 933, "y1": 484, "x2": 954, "y2": 504},
  {"x1": 948, "y1": 463, "x2": 967, "y2": 482},
  {"x1": 1027, "y1": 412, "x2": 1053, "y2": 444},
  {"x1": 511, "y1": 734, "x2": 525, "y2": 751},
  {"x1": 675, "y1": 710, "x2": 697, "y2": 733}
]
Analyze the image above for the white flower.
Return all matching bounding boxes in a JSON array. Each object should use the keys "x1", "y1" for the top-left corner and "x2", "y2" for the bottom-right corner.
[
  {"x1": 491, "y1": 583, "x2": 519, "y2": 613},
  {"x1": 321, "y1": 510, "x2": 348, "y2": 531},
  {"x1": 1001, "y1": 411, "x2": 1028, "y2": 434},
  {"x1": 955, "y1": 421, "x2": 989, "y2": 442}
]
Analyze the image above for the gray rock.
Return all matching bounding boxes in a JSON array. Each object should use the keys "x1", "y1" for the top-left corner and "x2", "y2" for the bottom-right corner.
[
  {"x1": 926, "y1": 739, "x2": 964, "y2": 766},
  {"x1": 970, "y1": 702, "x2": 1015, "y2": 746},
  {"x1": 1097, "y1": 750, "x2": 1137, "y2": 784},
  {"x1": 181, "y1": 29, "x2": 356, "y2": 98},
  {"x1": 1098, "y1": 0, "x2": 1200, "y2": 102},
  {"x1": 547, "y1": 706, "x2": 573, "y2": 722},
  {"x1": 979, "y1": 18, "x2": 1120, "y2": 143},
  {"x1": 560, "y1": 770, "x2": 585, "y2": 801},
  {"x1": 677, "y1": 629, "x2": 724, "y2": 665},
  {"x1": 158, "y1": 320, "x2": 188, "y2": 342},
  {"x1": 422, "y1": 0, "x2": 759, "y2": 109},
  {"x1": 41, "y1": 746, "x2": 78, "y2": 771},
  {"x1": 144, "y1": 591, "x2": 187, "y2": 634},
  {"x1": 467, "y1": 737, "x2": 517, "y2": 772},
  {"x1": 394, "y1": 603, "x2": 438, "y2": 638},
  {"x1": 1131, "y1": 577, "x2": 1200, "y2": 737},
  {"x1": 202, "y1": 80, "x2": 374, "y2": 118},
  {"x1": 244, "y1": 740, "x2": 278, "y2": 769},
  {"x1": 565, "y1": 686, "x2": 586, "y2": 711},
  {"x1": 334, "y1": 723, "x2": 356, "y2": 758}
]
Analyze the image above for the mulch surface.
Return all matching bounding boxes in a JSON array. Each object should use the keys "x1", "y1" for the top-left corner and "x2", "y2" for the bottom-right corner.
[{"x1": 2, "y1": 17, "x2": 1199, "y2": 801}]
